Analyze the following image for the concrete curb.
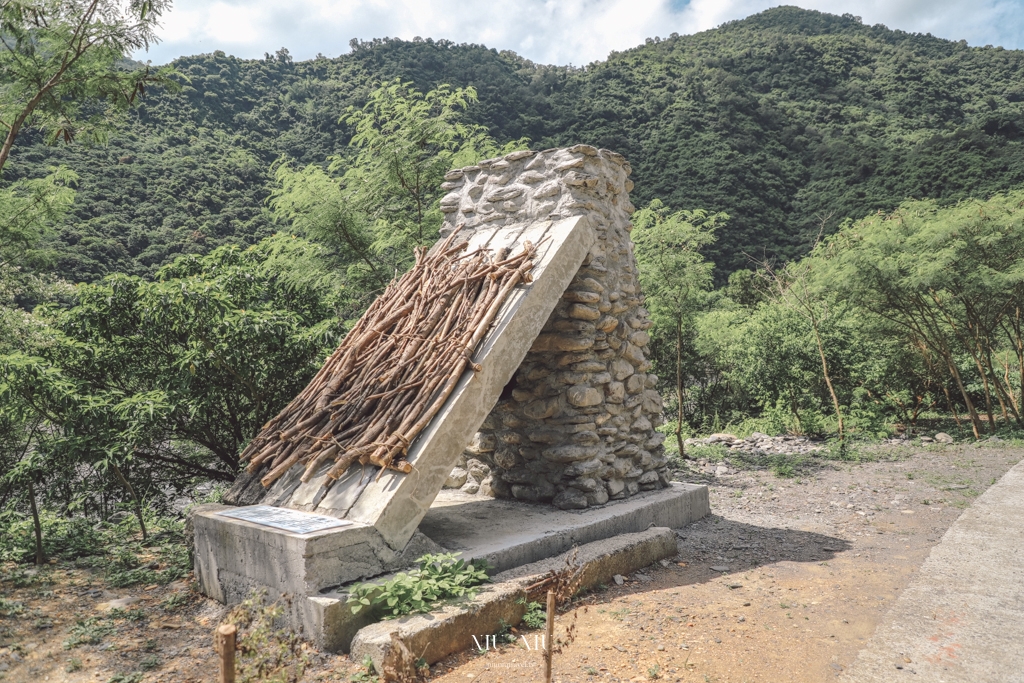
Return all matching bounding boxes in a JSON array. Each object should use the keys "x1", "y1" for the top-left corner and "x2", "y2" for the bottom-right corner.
[{"x1": 350, "y1": 526, "x2": 678, "y2": 673}]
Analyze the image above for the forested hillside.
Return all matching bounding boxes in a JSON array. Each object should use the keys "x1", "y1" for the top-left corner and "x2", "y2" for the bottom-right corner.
[
  {"x1": 6, "y1": 6, "x2": 1024, "y2": 281},
  {"x1": 5, "y1": 1, "x2": 1024, "y2": 582}
]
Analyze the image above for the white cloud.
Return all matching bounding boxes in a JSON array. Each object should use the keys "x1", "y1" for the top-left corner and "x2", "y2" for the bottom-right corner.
[{"x1": 136, "y1": 0, "x2": 1024, "y2": 66}]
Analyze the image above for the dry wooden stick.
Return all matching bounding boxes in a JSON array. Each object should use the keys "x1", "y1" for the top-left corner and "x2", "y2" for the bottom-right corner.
[{"x1": 243, "y1": 232, "x2": 537, "y2": 490}]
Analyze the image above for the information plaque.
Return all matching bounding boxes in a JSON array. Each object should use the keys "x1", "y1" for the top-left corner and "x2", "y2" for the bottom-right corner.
[{"x1": 218, "y1": 505, "x2": 352, "y2": 534}]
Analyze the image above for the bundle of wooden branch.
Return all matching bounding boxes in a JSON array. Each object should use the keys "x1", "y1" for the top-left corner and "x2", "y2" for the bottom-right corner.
[{"x1": 239, "y1": 229, "x2": 537, "y2": 490}]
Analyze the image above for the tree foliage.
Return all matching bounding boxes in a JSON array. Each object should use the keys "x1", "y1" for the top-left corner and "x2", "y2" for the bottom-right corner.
[
  {"x1": 0, "y1": 0, "x2": 175, "y2": 174},
  {"x1": 270, "y1": 80, "x2": 526, "y2": 297},
  {"x1": 6, "y1": 8, "x2": 1024, "y2": 281},
  {"x1": 632, "y1": 199, "x2": 723, "y2": 454},
  {"x1": 0, "y1": 238, "x2": 342, "y2": 538}
]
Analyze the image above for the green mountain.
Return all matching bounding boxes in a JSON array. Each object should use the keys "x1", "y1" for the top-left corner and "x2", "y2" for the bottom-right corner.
[{"x1": 6, "y1": 6, "x2": 1024, "y2": 281}]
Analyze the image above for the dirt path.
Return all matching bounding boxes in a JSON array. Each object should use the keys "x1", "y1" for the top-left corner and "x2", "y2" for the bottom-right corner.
[
  {"x1": 1, "y1": 441, "x2": 1020, "y2": 683},
  {"x1": 421, "y1": 441, "x2": 1022, "y2": 683}
]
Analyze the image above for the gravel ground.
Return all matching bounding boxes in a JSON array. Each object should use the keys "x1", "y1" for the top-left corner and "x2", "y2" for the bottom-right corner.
[
  {"x1": 1, "y1": 441, "x2": 1019, "y2": 683},
  {"x1": 420, "y1": 441, "x2": 1023, "y2": 683}
]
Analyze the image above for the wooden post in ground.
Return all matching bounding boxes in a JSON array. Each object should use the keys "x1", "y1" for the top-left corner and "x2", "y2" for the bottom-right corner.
[
  {"x1": 215, "y1": 623, "x2": 236, "y2": 683},
  {"x1": 544, "y1": 589, "x2": 555, "y2": 683}
]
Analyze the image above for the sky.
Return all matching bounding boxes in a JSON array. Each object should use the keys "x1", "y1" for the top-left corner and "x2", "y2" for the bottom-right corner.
[{"x1": 138, "y1": 0, "x2": 1024, "y2": 66}]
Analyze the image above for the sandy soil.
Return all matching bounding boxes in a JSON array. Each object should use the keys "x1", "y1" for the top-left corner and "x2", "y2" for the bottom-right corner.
[{"x1": 0, "y1": 440, "x2": 1019, "y2": 683}]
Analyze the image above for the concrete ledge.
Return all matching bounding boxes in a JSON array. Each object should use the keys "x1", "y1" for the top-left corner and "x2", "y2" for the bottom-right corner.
[
  {"x1": 419, "y1": 481, "x2": 708, "y2": 574},
  {"x1": 842, "y1": 459, "x2": 1024, "y2": 682},
  {"x1": 349, "y1": 527, "x2": 679, "y2": 672}
]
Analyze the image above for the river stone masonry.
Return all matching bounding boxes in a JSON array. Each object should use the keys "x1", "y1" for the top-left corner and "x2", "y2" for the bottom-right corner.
[{"x1": 439, "y1": 145, "x2": 668, "y2": 510}]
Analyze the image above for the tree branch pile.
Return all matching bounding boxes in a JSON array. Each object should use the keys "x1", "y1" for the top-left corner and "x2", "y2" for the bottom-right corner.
[{"x1": 239, "y1": 229, "x2": 537, "y2": 490}]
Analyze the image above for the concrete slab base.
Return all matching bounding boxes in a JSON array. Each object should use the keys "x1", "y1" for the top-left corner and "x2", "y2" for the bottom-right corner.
[
  {"x1": 418, "y1": 482, "x2": 709, "y2": 574},
  {"x1": 194, "y1": 482, "x2": 709, "y2": 653},
  {"x1": 307, "y1": 481, "x2": 708, "y2": 651},
  {"x1": 349, "y1": 527, "x2": 680, "y2": 674}
]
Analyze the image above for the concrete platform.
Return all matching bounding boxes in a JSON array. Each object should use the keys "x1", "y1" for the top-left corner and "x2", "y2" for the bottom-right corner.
[
  {"x1": 842, "y1": 459, "x2": 1024, "y2": 682},
  {"x1": 194, "y1": 480, "x2": 709, "y2": 652},
  {"x1": 350, "y1": 526, "x2": 681, "y2": 673},
  {"x1": 419, "y1": 482, "x2": 709, "y2": 574}
]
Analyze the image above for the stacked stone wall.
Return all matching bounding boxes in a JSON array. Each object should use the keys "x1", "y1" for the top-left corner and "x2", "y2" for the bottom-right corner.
[{"x1": 439, "y1": 145, "x2": 668, "y2": 509}]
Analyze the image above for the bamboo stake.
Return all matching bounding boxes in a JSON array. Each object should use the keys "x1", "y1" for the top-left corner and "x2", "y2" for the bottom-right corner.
[
  {"x1": 215, "y1": 623, "x2": 236, "y2": 683},
  {"x1": 544, "y1": 589, "x2": 555, "y2": 683}
]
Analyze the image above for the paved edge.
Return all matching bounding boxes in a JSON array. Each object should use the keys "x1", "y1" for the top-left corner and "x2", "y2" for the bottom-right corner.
[
  {"x1": 842, "y1": 458, "x2": 1024, "y2": 683},
  {"x1": 348, "y1": 527, "x2": 678, "y2": 672}
]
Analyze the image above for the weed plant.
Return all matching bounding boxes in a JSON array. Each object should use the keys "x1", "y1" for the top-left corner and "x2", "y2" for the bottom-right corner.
[
  {"x1": 0, "y1": 505, "x2": 190, "y2": 588},
  {"x1": 224, "y1": 590, "x2": 308, "y2": 683},
  {"x1": 348, "y1": 553, "x2": 489, "y2": 618}
]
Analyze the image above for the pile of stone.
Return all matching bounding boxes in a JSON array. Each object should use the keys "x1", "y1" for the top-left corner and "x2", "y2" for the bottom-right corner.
[
  {"x1": 685, "y1": 432, "x2": 825, "y2": 457},
  {"x1": 440, "y1": 145, "x2": 669, "y2": 510},
  {"x1": 443, "y1": 453, "x2": 495, "y2": 495},
  {"x1": 884, "y1": 432, "x2": 954, "y2": 445}
]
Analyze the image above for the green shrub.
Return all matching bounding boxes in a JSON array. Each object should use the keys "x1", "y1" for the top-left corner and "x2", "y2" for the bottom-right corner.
[{"x1": 348, "y1": 553, "x2": 489, "y2": 618}]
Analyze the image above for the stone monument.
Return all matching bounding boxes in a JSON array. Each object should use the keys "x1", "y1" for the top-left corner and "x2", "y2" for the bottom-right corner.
[
  {"x1": 192, "y1": 146, "x2": 709, "y2": 653},
  {"x1": 436, "y1": 145, "x2": 668, "y2": 509}
]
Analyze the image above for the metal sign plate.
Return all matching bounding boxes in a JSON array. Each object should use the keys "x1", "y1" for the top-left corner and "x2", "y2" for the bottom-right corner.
[{"x1": 218, "y1": 505, "x2": 352, "y2": 535}]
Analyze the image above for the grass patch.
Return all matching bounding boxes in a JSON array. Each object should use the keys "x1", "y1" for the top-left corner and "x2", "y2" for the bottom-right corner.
[
  {"x1": 0, "y1": 506, "x2": 191, "y2": 590},
  {"x1": 0, "y1": 597, "x2": 25, "y2": 617},
  {"x1": 63, "y1": 617, "x2": 116, "y2": 649}
]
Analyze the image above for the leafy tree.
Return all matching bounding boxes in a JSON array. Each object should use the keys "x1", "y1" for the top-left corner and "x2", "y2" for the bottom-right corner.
[
  {"x1": 0, "y1": 0, "x2": 173, "y2": 174},
  {"x1": 0, "y1": 166, "x2": 77, "y2": 263},
  {"x1": 0, "y1": 235, "x2": 342, "y2": 547},
  {"x1": 822, "y1": 191, "x2": 1024, "y2": 437},
  {"x1": 632, "y1": 199, "x2": 724, "y2": 455},
  {"x1": 760, "y1": 253, "x2": 847, "y2": 441},
  {"x1": 271, "y1": 80, "x2": 527, "y2": 290},
  {"x1": 339, "y1": 79, "x2": 524, "y2": 247}
]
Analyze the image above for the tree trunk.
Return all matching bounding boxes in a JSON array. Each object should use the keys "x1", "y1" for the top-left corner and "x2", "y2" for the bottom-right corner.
[
  {"x1": 27, "y1": 480, "x2": 46, "y2": 566},
  {"x1": 946, "y1": 356, "x2": 983, "y2": 439},
  {"x1": 111, "y1": 462, "x2": 147, "y2": 541},
  {"x1": 809, "y1": 312, "x2": 843, "y2": 440},
  {"x1": 942, "y1": 384, "x2": 962, "y2": 428},
  {"x1": 675, "y1": 319, "x2": 686, "y2": 459},
  {"x1": 970, "y1": 353, "x2": 998, "y2": 433}
]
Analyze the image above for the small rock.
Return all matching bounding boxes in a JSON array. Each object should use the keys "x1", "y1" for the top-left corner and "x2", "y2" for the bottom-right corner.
[
  {"x1": 710, "y1": 565, "x2": 730, "y2": 572},
  {"x1": 106, "y1": 511, "x2": 132, "y2": 524},
  {"x1": 659, "y1": 559, "x2": 671, "y2": 568},
  {"x1": 98, "y1": 596, "x2": 138, "y2": 612},
  {"x1": 737, "y1": 616, "x2": 745, "y2": 623},
  {"x1": 552, "y1": 488, "x2": 588, "y2": 510},
  {"x1": 934, "y1": 432, "x2": 954, "y2": 444},
  {"x1": 727, "y1": 583, "x2": 742, "y2": 589},
  {"x1": 613, "y1": 574, "x2": 625, "y2": 585},
  {"x1": 466, "y1": 458, "x2": 490, "y2": 482},
  {"x1": 919, "y1": 436, "x2": 935, "y2": 443},
  {"x1": 444, "y1": 467, "x2": 468, "y2": 489}
]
